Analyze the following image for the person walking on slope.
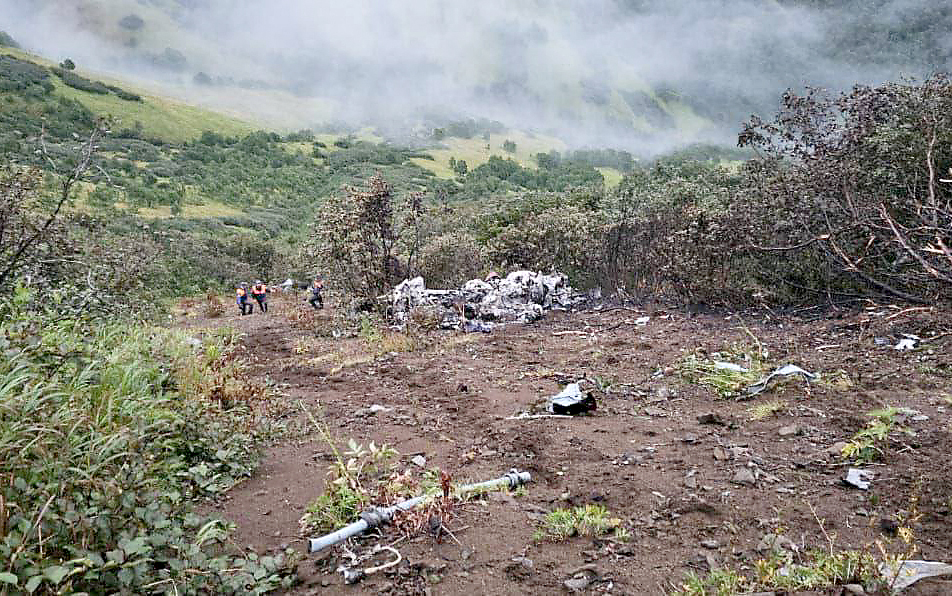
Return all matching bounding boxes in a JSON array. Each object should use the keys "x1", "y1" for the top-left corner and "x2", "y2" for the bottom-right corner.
[
  {"x1": 236, "y1": 282, "x2": 251, "y2": 316},
  {"x1": 251, "y1": 280, "x2": 268, "y2": 313},
  {"x1": 308, "y1": 277, "x2": 324, "y2": 310}
]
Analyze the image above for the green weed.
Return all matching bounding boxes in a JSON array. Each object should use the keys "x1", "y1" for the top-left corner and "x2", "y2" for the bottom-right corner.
[
  {"x1": 533, "y1": 505, "x2": 625, "y2": 542},
  {"x1": 0, "y1": 306, "x2": 296, "y2": 594},
  {"x1": 678, "y1": 342, "x2": 767, "y2": 398},
  {"x1": 842, "y1": 406, "x2": 915, "y2": 463},
  {"x1": 748, "y1": 399, "x2": 787, "y2": 421}
]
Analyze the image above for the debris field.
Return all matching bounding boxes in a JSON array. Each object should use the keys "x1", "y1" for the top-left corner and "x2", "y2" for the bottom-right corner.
[{"x1": 181, "y1": 293, "x2": 952, "y2": 595}]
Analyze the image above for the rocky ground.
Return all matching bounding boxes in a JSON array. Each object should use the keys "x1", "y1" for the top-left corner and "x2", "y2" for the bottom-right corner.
[{"x1": 178, "y1": 293, "x2": 952, "y2": 595}]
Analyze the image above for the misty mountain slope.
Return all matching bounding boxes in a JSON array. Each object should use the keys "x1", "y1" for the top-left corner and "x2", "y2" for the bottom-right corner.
[
  {"x1": 1, "y1": 45, "x2": 255, "y2": 143},
  {"x1": 5, "y1": 0, "x2": 950, "y2": 154},
  {"x1": 0, "y1": 0, "x2": 720, "y2": 151}
]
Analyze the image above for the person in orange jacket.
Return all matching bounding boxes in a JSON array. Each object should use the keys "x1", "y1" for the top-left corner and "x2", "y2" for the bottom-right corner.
[
  {"x1": 236, "y1": 282, "x2": 251, "y2": 316},
  {"x1": 251, "y1": 280, "x2": 268, "y2": 313},
  {"x1": 308, "y1": 277, "x2": 324, "y2": 310}
]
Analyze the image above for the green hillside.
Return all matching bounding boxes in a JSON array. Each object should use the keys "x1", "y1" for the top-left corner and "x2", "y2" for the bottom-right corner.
[{"x1": 2, "y1": 47, "x2": 255, "y2": 142}]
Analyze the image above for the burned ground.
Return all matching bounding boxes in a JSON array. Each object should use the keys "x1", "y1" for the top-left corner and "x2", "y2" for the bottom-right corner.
[{"x1": 179, "y1": 294, "x2": 952, "y2": 595}]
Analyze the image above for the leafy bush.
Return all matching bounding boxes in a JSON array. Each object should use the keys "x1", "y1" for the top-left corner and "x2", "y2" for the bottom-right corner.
[
  {"x1": 0, "y1": 30, "x2": 20, "y2": 48},
  {"x1": 0, "y1": 55, "x2": 51, "y2": 92},
  {"x1": 51, "y1": 67, "x2": 111, "y2": 95},
  {"x1": 418, "y1": 230, "x2": 487, "y2": 287},
  {"x1": 739, "y1": 75, "x2": 952, "y2": 303},
  {"x1": 0, "y1": 298, "x2": 297, "y2": 593},
  {"x1": 299, "y1": 174, "x2": 426, "y2": 303}
]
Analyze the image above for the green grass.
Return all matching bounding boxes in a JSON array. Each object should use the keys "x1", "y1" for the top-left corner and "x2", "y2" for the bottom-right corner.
[
  {"x1": 678, "y1": 549, "x2": 879, "y2": 595},
  {"x1": 1, "y1": 47, "x2": 256, "y2": 143},
  {"x1": 0, "y1": 298, "x2": 295, "y2": 593},
  {"x1": 51, "y1": 77, "x2": 255, "y2": 142},
  {"x1": 533, "y1": 505, "x2": 625, "y2": 542},
  {"x1": 596, "y1": 167, "x2": 624, "y2": 188},
  {"x1": 413, "y1": 130, "x2": 567, "y2": 179}
]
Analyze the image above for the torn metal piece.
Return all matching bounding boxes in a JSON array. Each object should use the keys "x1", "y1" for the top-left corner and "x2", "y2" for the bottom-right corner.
[
  {"x1": 894, "y1": 338, "x2": 918, "y2": 351},
  {"x1": 463, "y1": 321, "x2": 493, "y2": 333},
  {"x1": 548, "y1": 383, "x2": 597, "y2": 415},
  {"x1": 745, "y1": 364, "x2": 817, "y2": 396},
  {"x1": 713, "y1": 361, "x2": 748, "y2": 373},
  {"x1": 844, "y1": 468, "x2": 874, "y2": 490},
  {"x1": 387, "y1": 271, "x2": 588, "y2": 329},
  {"x1": 337, "y1": 545, "x2": 403, "y2": 584},
  {"x1": 880, "y1": 559, "x2": 952, "y2": 591}
]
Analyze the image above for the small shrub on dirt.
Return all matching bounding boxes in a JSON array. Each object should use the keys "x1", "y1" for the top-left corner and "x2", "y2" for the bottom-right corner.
[
  {"x1": 202, "y1": 290, "x2": 226, "y2": 317},
  {"x1": 748, "y1": 399, "x2": 787, "y2": 421},
  {"x1": 679, "y1": 549, "x2": 878, "y2": 595},
  {"x1": 299, "y1": 423, "x2": 400, "y2": 535},
  {"x1": 533, "y1": 505, "x2": 624, "y2": 542},
  {"x1": 677, "y1": 342, "x2": 768, "y2": 398},
  {"x1": 842, "y1": 406, "x2": 915, "y2": 463}
]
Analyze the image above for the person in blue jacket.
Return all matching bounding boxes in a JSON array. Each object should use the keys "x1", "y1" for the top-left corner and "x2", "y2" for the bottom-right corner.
[{"x1": 236, "y1": 282, "x2": 251, "y2": 316}]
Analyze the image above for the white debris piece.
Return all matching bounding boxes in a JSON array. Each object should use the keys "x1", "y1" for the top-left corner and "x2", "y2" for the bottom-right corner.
[
  {"x1": 844, "y1": 468, "x2": 874, "y2": 490},
  {"x1": 386, "y1": 271, "x2": 587, "y2": 328},
  {"x1": 880, "y1": 560, "x2": 952, "y2": 591}
]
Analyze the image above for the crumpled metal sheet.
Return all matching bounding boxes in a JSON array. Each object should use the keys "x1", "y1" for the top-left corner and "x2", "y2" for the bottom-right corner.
[
  {"x1": 745, "y1": 364, "x2": 817, "y2": 396},
  {"x1": 844, "y1": 467, "x2": 874, "y2": 490},
  {"x1": 880, "y1": 559, "x2": 952, "y2": 591},
  {"x1": 388, "y1": 271, "x2": 587, "y2": 327}
]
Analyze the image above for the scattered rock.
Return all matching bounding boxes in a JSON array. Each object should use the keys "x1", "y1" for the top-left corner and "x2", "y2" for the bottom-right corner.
[
  {"x1": 778, "y1": 424, "x2": 800, "y2": 437},
  {"x1": 712, "y1": 446, "x2": 730, "y2": 461},
  {"x1": 411, "y1": 455, "x2": 427, "y2": 468},
  {"x1": 826, "y1": 441, "x2": 849, "y2": 456},
  {"x1": 732, "y1": 468, "x2": 757, "y2": 486},
  {"x1": 879, "y1": 518, "x2": 899, "y2": 536},
  {"x1": 511, "y1": 556, "x2": 533, "y2": 569},
  {"x1": 563, "y1": 576, "x2": 592, "y2": 592},
  {"x1": 644, "y1": 406, "x2": 666, "y2": 417},
  {"x1": 697, "y1": 412, "x2": 726, "y2": 425},
  {"x1": 684, "y1": 476, "x2": 699, "y2": 489},
  {"x1": 357, "y1": 404, "x2": 392, "y2": 416},
  {"x1": 842, "y1": 584, "x2": 867, "y2": 595},
  {"x1": 700, "y1": 539, "x2": 720, "y2": 549},
  {"x1": 756, "y1": 533, "x2": 798, "y2": 554},
  {"x1": 681, "y1": 434, "x2": 700, "y2": 444}
]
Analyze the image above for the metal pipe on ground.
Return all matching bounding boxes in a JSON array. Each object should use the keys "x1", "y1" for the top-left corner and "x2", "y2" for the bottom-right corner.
[{"x1": 307, "y1": 470, "x2": 532, "y2": 553}]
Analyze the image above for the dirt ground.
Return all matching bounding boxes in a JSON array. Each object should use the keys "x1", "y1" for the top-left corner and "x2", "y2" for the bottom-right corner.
[{"x1": 178, "y1": 293, "x2": 952, "y2": 595}]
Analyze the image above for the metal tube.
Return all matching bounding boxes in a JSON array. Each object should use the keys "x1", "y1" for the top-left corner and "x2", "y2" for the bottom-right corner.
[{"x1": 308, "y1": 470, "x2": 531, "y2": 553}]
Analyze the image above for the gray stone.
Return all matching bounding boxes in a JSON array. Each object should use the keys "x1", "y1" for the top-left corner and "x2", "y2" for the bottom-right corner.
[
  {"x1": 732, "y1": 468, "x2": 756, "y2": 486},
  {"x1": 563, "y1": 576, "x2": 591, "y2": 592},
  {"x1": 778, "y1": 424, "x2": 800, "y2": 437},
  {"x1": 843, "y1": 584, "x2": 866, "y2": 595},
  {"x1": 700, "y1": 539, "x2": 720, "y2": 549},
  {"x1": 756, "y1": 533, "x2": 798, "y2": 554},
  {"x1": 411, "y1": 455, "x2": 427, "y2": 468}
]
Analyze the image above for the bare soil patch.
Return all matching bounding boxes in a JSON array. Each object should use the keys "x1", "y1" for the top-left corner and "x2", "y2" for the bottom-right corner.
[{"x1": 177, "y1": 294, "x2": 952, "y2": 595}]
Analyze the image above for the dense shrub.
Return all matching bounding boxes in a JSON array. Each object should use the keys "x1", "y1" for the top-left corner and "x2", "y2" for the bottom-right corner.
[
  {"x1": 418, "y1": 230, "x2": 487, "y2": 287},
  {"x1": 0, "y1": 300, "x2": 297, "y2": 594},
  {"x1": 0, "y1": 55, "x2": 51, "y2": 92},
  {"x1": 739, "y1": 75, "x2": 952, "y2": 303},
  {"x1": 51, "y1": 67, "x2": 111, "y2": 94},
  {"x1": 0, "y1": 30, "x2": 20, "y2": 48}
]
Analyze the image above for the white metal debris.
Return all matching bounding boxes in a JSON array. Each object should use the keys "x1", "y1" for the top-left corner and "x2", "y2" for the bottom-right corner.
[{"x1": 387, "y1": 271, "x2": 587, "y2": 328}]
